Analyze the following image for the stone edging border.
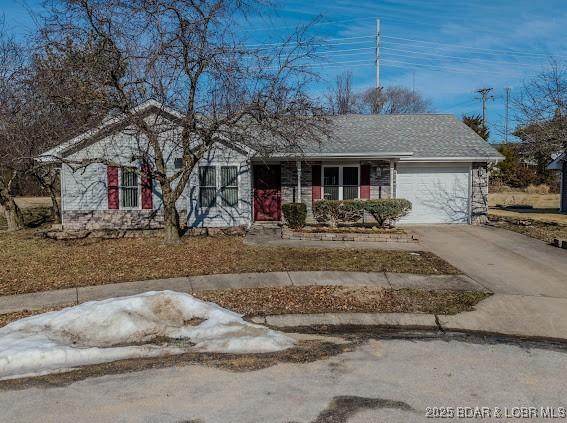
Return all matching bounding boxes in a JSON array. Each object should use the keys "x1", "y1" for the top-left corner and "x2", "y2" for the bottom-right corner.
[{"x1": 281, "y1": 227, "x2": 418, "y2": 243}]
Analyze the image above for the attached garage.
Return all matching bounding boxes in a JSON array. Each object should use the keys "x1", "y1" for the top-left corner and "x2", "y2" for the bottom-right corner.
[{"x1": 396, "y1": 162, "x2": 470, "y2": 224}]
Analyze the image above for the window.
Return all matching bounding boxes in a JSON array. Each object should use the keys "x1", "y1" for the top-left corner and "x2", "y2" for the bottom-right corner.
[
  {"x1": 174, "y1": 158, "x2": 183, "y2": 169},
  {"x1": 121, "y1": 168, "x2": 139, "y2": 208},
  {"x1": 199, "y1": 166, "x2": 240, "y2": 208},
  {"x1": 220, "y1": 166, "x2": 239, "y2": 207},
  {"x1": 199, "y1": 166, "x2": 217, "y2": 208},
  {"x1": 322, "y1": 165, "x2": 359, "y2": 200}
]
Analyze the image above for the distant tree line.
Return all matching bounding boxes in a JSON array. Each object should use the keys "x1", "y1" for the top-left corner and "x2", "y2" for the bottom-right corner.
[{"x1": 325, "y1": 71, "x2": 432, "y2": 115}]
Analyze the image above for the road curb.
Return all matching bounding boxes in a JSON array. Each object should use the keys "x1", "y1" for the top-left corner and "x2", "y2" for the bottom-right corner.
[
  {"x1": 250, "y1": 312, "x2": 438, "y2": 330},
  {"x1": 0, "y1": 271, "x2": 479, "y2": 315}
]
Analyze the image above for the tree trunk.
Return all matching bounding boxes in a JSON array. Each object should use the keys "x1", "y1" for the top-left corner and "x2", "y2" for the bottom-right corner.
[
  {"x1": 163, "y1": 203, "x2": 182, "y2": 244},
  {"x1": 0, "y1": 194, "x2": 24, "y2": 231},
  {"x1": 47, "y1": 185, "x2": 62, "y2": 224},
  {"x1": 35, "y1": 169, "x2": 62, "y2": 225}
]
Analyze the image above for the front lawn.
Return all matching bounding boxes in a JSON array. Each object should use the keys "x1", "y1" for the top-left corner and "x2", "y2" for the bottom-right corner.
[
  {"x1": 489, "y1": 209, "x2": 567, "y2": 243},
  {"x1": 488, "y1": 192, "x2": 560, "y2": 209},
  {"x1": 197, "y1": 286, "x2": 490, "y2": 316},
  {"x1": 0, "y1": 230, "x2": 460, "y2": 296},
  {"x1": 489, "y1": 207, "x2": 567, "y2": 225}
]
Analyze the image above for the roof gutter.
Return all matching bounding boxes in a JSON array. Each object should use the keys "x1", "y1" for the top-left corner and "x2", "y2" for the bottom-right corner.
[
  {"x1": 399, "y1": 156, "x2": 503, "y2": 163},
  {"x1": 266, "y1": 152, "x2": 415, "y2": 160}
]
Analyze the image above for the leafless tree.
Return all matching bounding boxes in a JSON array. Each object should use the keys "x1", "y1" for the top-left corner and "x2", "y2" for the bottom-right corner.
[
  {"x1": 43, "y1": 0, "x2": 328, "y2": 243},
  {"x1": 514, "y1": 60, "x2": 567, "y2": 170},
  {"x1": 359, "y1": 85, "x2": 432, "y2": 114},
  {"x1": 360, "y1": 87, "x2": 382, "y2": 114},
  {"x1": 0, "y1": 23, "x2": 26, "y2": 231},
  {"x1": 23, "y1": 36, "x2": 121, "y2": 223},
  {"x1": 325, "y1": 71, "x2": 359, "y2": 114}
]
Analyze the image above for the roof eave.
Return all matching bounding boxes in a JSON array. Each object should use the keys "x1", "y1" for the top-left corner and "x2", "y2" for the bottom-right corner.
[
  {"x1": 37, "y1": 99, "x2": 183, "y2": 160},
  {"x1": 268, "y1": 152, "x2": 415, "y2": 160},
  {"x1": 400, "y1": 156, "x2": 504, "y2": 162}
]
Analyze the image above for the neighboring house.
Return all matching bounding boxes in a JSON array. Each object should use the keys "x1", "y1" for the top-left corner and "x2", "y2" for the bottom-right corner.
[
  {"x1": 547, "y1": 153, "x2": 567, "y2": 213},
  {"x1": 39, "y1": 100, "x2": 502, "y2": 230}
]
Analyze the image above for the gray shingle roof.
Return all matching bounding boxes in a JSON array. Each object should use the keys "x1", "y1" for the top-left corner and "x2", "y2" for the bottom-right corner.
[{"x1": 302, "y1": 114, "x2": 502, "y2": 159}]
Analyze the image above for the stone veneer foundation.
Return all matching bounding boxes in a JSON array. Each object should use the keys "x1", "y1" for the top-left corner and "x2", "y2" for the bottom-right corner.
[{"x1": 61, "y1": 209, "x2": 186, "y2": 231}]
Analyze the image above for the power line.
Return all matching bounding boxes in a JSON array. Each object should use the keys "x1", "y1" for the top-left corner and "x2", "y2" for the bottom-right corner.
[
  {"x1": 380, "y1": 59, "x2": 514, "y2": 76},
  {"x1": 245, "y1": 34, "x2": 562, "y2": 62},
  {"x1": 293, "y1": 58, "x2": 517, "y2": 77},
  {"x1": 380, "y1": 46, "x2": 543, "y2": 68},
  {"x1": 382, "y1": 35, "x2": 563, "y2": 59},
  {"x1": 245, "y1": 35, "x2": 374, "y2": 48}
]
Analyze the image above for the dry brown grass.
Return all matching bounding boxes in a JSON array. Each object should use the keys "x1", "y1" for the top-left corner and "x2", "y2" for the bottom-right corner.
[
  {"x1": 195, "y1": 286, "x2": 490, "y2": 316},
  {"x1": 0, "y1": 286, "x2": 488, "y2": 330},
  {"x1": 0, "y1": 230, "x2": 459, "y2": 296},
  {"x1": 489, "y1": 216, "x2": 567, "y2": 243},
  {"x1": 0, "y1": 197, "x2": 54, "y2": 230},
  {"x1": 489, "y1": 208, "x2": 567, "y2": 225},
  {"x1": 488, "y1": 192, "x2": 560, "y2": 209}
]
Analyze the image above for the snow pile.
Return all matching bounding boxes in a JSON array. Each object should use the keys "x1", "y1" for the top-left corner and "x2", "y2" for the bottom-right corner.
[{"x1": 0, "y1": 291, "x2": 295, "y2": 380}]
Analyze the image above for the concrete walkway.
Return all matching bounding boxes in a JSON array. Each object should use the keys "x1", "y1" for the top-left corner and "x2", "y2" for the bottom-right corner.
[{"x1": 0, "y1": 271, "x2": 482, "y2": 315}]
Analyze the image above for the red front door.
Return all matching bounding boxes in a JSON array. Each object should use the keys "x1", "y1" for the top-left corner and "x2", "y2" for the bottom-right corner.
[{"x1": 253, "y1": 165, "x2": 281, "y2": 221}]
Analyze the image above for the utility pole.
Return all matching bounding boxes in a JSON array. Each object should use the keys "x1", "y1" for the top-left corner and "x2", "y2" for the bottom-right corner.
[
  {"x1": 375, "y1": 17, "x2": 381, "y2": 90},
  {"x1": 504, "y1": 87, "x2": 511, "y2": 143},
  {"x1": 476, "y1": 87, "x2": 494, "y2": 129}
]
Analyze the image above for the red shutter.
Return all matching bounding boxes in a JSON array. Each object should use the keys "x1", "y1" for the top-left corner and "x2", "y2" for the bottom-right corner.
[
  {"x1": 141, "y1": 163, "x2": 153, "y2": 209},
  {"x1": 107, "y1": 166, "x2": 119, "y2": 209},
  {"x1": 312, "y1": 164, "x2": 321, "y2": 202},
  {"x1": 360, "y1": 165, "x2": 371, "y2": 199}
]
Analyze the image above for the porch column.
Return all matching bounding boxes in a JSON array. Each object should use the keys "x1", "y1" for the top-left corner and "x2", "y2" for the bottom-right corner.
[
  {"x1": 389, "y1": 160, "x2": 395, "y2": 198},
  {"x1": 296, "y1": 160, "x2": 302, "y2": 202}
]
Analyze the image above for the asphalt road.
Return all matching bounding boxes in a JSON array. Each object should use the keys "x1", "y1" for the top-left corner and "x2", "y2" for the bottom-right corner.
[{"x1": 1, "y1": 336, "x2": 566, "y2": 423}]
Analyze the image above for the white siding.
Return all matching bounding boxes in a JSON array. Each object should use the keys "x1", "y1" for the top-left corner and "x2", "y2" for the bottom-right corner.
[
  {"x1": 61, "y1": 163, "x2": 108, "y2": 211},
  {"x1": 187, "y1": 145, "x2": 251, "y2": 227},
  {"x1": 60, "y1": 113, "x2": 251, "y2": 228},
  {"x1": 396, "y1": 162, "x2": 470, "y2": 224}
]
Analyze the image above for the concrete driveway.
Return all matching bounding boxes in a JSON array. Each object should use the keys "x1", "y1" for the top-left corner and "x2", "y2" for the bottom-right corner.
[{"x1": 411, "y1": 225, "x2": 567, "y2": 298}]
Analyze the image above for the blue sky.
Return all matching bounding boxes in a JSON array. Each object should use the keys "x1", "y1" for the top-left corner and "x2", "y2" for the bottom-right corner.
[{"x1": 2, "y1": 0, "x2": 567, "y2": 142}]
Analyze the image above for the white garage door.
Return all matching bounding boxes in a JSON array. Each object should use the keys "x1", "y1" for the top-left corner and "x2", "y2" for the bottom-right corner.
[{"x1": 396, "y1": 163, "x2": 470, "y2": 224}]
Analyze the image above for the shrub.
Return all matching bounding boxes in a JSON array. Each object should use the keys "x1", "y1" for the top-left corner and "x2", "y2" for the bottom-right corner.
[
  {"x1": 364, "y1": 199, "x2": 412, "y2": 227},
  {"x1": 525, "y1": 184, "x2": 550, "y2": 195},
  {"x1": 282, "y1": 202, "x2": 307, "y2": 229},
  {"x1": 312, "y1": 200, "x2": 365, "y2": 227}
]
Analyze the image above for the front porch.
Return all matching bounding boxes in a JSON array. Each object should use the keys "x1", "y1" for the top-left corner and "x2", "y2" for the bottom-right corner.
[{"x1": 252, "y1": 160, "x2": 396, "y2": 224}]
